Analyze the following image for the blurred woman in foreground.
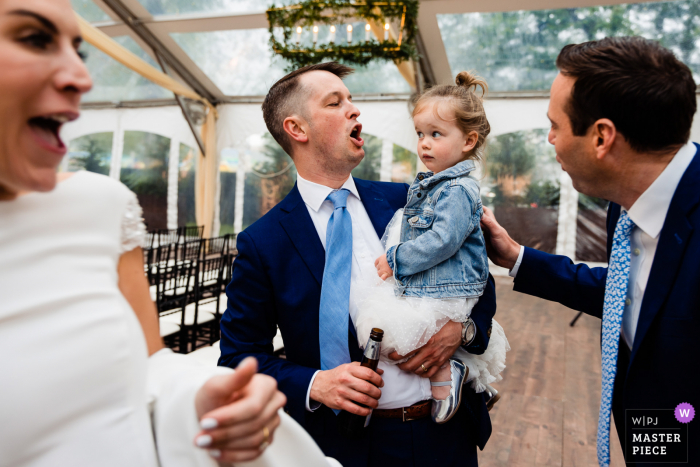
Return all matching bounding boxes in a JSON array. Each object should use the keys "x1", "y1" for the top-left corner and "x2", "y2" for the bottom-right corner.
[{"x1": 0, "y1": 1, "x2": 303, "y2": 465}]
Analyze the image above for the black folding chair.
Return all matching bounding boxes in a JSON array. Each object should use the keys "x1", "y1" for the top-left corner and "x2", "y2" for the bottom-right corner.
[
  {"x1": 189, "y1": 253, "x2": 229, "y2": 349},
  {"x1": 179, "y1": 225, "x2": 204, "y2": 242},
  {"x1": 158, "y1": 228, "x2": 180, "y2": 247},
  {"x1": 155, "y1": 242, "x2": 199, "y2": 353}
]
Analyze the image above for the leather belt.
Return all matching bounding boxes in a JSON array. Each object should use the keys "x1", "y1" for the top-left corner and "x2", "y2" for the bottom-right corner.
[{"x1": 372, "y1": 400, "x2": 431, "y2": 422}]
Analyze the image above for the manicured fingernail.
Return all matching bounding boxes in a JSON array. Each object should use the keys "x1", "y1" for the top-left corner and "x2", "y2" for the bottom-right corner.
[
  {"x1": 209, "y1": 449, "x2": 221, "y2": 458},
  {"x1": 200, "y1": 418, "x2": 218, "y2": 430},
  {"x1": 196, "y1": 435, "x2": 212, "y2": 447}
]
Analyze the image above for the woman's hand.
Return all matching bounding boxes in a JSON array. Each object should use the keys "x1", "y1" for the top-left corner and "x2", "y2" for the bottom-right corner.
[
  {"x1": 374, "y1": 254, "x2": 393, "y2": 280},
  {"x1": 194, "y1": 357, "x2": 287, "y2": 463}
]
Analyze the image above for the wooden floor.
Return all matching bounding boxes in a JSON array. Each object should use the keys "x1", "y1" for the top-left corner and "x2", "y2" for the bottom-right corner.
[{"x1": 479, "y1": 276, "x2": 625, "y2": 467}]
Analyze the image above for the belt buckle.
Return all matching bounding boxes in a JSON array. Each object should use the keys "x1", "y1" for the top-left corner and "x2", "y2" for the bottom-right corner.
[{"x1": 402, "y1": 407, "x2": 415, "y2": 422}]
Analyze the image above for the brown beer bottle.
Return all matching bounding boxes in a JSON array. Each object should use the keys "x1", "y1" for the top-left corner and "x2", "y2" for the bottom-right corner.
[{"x1": 337, "y1": 328, "x2": 384, "y2": 438}]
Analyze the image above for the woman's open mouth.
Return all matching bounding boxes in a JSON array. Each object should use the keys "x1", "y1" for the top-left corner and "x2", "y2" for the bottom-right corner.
[
  {"x1": 27, "y1": 113, "x2": 76, "y2": 155},
  {"x1": 349, "y1": 123, "x2": 364, "y2": 148}
]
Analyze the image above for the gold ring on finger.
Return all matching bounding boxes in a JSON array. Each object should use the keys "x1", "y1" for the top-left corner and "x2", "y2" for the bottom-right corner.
[
  {"x1": 420, "y1": 363, "x2": 429, "y2": 373},
  {"x1": 259, "y1": 426, "x2": 270, "y2": 450}
]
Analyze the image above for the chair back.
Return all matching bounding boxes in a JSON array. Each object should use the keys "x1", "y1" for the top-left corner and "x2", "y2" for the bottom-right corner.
[
  {"x1": 155, "y1": 243, "x2": 198, "y2": 315},
  {"x1": 179, "y1": 225, "x2": 204, "y2": 242},
  {"x1": 157, "y1": 228, "x2": 180, "y2": 247}
]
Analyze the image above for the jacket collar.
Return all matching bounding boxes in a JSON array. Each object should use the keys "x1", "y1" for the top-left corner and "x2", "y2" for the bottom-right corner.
[
  {"x1": 296, "y1": 173, "x2": 361, "y2": 213},
  {"x1": 277, "y1": 179, "x2": 397, "y2": 286},
  {"x1": 630, "y1": 143, "x2": 700, "y2": 362},
  {"x1": 417, "y1": 159, "x2": 476, "y2": 190}
]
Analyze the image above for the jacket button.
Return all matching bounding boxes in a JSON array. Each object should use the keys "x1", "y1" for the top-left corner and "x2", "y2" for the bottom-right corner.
[
  {"x1": 417, "y1": 193, "x2": 422, "y2": 198},
  {"x1": 418, "y1": 175, "x2": 424, "y2": 181}
]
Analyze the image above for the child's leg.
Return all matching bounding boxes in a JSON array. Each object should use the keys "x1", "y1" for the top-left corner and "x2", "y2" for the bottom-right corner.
[{"x1": 429, "y1": 364, "x2": 453, "y2": 400}]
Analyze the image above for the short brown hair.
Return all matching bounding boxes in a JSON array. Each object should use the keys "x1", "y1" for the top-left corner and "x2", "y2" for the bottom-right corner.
[
  {"x1": 262, "y1": 62, "x2": 354, "y2": 156},
  {"x1": 412, "y1": 71, "x2": 491, "y2": 162},
  {"x1": 556, "y1": 36, "x2": 697, "y2": 153}
]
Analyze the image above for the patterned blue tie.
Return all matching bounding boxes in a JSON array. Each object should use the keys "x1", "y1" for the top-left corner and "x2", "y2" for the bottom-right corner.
[
  {"x1": 319, "y1": 189, "x2": 353, "y2": 415},
  {"x1": 597, "y1": 210, "x2": 635, "y2": 467}
]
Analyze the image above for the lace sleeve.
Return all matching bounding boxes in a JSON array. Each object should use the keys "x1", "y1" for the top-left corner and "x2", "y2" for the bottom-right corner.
[{"x1": 120, "y1": 193, "x2": 147, "y2": 254}]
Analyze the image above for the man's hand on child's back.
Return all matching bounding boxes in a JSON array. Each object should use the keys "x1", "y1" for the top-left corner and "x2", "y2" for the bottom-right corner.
[{"x1": 374, "y1": 254, "x2": 393, "y2": 280}]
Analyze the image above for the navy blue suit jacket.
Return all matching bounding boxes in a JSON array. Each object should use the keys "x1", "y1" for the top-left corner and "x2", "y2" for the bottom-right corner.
[
  {"x1": 513, "y1": 144, "x2": 700, "y2": 464},
  {"x1": 219, "y1": 178, "x2": 496, "y2": 462}
]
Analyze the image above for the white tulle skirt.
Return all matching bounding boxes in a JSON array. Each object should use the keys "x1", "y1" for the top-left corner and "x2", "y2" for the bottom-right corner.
[{"x1": 354, "y1": 209, "x2": 510, "y2": 392}]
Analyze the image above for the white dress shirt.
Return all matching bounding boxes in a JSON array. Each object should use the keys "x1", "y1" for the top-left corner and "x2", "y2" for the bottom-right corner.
[
  {"x1": 510, "y1": 143, "x2": 696, "y2": 349},
  {"x1": 297, "y1": 173, "x2": 431, "y2": 411}
]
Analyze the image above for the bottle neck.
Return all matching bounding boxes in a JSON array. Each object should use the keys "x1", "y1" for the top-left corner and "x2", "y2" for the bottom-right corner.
[{"x1": 363, "y1": 338, "x2": 381, "y2": 360}]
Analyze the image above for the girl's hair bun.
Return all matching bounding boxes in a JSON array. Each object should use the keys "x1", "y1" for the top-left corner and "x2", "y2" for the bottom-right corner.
[{"x1": 455, "y1": 71, "x2": 488, "y2": 96}]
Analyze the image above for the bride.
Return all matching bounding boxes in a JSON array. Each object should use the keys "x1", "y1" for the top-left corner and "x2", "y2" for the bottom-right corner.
[{"x1": 0, "y1": 1, "x2": 333, "y2": 466}]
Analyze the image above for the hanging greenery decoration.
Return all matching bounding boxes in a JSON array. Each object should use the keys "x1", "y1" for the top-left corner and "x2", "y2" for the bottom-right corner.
[{"x1": 266, "y1": 0, "x2": 419, "y2": 70}]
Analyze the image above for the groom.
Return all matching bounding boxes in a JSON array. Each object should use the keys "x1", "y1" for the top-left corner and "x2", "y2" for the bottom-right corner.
[
  {"x1": 219, "y1": 62, "x2": 497, "y2": 466},
  {"x1": 481, "y1": 37, "x2": 699, "y2": 466}
]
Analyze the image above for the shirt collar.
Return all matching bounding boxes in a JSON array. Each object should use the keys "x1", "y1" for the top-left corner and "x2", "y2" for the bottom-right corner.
[
  {"x1": 626, "y1": 143, "x2": 696, "y2": 239},
  {"x1": 296, "y1": 173, "x2": 361, "y2": 212}
]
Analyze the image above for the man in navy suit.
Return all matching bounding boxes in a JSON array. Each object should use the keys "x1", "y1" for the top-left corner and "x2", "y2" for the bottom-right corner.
[
  {"x1": 218, "y1": 62, "x2": 497, "y2": 466},
  {"x1": 481, "y1": 37, "x2": 698, "y2": 466}
]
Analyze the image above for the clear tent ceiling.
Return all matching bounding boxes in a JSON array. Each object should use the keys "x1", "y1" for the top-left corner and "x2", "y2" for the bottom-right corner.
[{"x1": 72, "y1": 0, "x2": 699, "y2": 105}]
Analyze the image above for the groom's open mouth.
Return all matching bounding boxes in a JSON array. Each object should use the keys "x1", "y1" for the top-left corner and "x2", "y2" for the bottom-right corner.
[{"x1": 349, "y1": 123, "x2": 364, "y2": 148}]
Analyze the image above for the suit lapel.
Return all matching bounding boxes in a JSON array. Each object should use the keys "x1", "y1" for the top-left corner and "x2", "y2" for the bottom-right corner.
[
  {"x1": 278, "y1": 184, "x2": 326, "y2": 287},
  {"x1": 631, "y1": 144, "x2": 700, "y2": 361},
  {"x1": 354, "y1": 178, "x2": 400, "y2": 239}
]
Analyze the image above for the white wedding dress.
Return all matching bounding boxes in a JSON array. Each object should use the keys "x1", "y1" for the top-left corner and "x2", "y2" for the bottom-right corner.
[
  {"x1": 0, "y1": 171, "x2": 336, "y2": 467},
  {"x1": 354, "y1": 209, "x2": 510, "y2": 392}
]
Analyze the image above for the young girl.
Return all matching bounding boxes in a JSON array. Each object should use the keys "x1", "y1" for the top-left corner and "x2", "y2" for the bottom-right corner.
[{"x1": 355, "y1": 71, "x2": 509, "y2": 424}]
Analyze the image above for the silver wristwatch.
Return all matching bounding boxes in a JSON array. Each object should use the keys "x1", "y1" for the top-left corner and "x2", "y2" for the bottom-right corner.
[{"x1": 461, "y1": 318, "x2": 476, "y2": 346}]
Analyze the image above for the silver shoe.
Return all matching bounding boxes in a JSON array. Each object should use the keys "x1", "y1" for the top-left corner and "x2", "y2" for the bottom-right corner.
[
  {"x1": 430, "y1": 359, "x2": 468, "y2": 424},
  {"x1": 484, "y1": 384, "x2": 501, "y2": 412}
]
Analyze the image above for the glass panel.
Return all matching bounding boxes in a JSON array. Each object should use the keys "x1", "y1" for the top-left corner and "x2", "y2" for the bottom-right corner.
[
  {"x1": 81, "y1": 37, "x2": 173, "y2": 102},
  {"x1": 391, "y1": 144, "x2": 418, "y2": 184},
  {"x1": 171, "y1": 28, "x2": 410, "y2": 96},
  {"x1": 71, "y1": 0, "x2": 111, "y2": 22},
  {"x1": 576, "y1": 195, "x2": 609, "y2": 262},
  {"x1": 438, "y1": 0, "x2": 700, "y2": 91},
  {"x1": 62, "y1": 132, "x2": 112, "y2": 175},
  {"x1": 140, "y1": 0, "x2": 272, "y2": 17},
  {"x1": 121, "y1": 131, "x2": 170, "y2": 230},
  {"x1": 482, "y1": 129, "x2": 560, "y2": 253},
  {"x1": 242, "y1": 133, "x2": 296, "y2": 230},
  {"x1": 178, "y1": 144, "x2": 197, "y2": 227},
  {"x1": 351, "y1": 134, "x2": 381, "y2": 181},
  {"x1": 219, "y1": 148, "x2": 239, "y2": 235}
]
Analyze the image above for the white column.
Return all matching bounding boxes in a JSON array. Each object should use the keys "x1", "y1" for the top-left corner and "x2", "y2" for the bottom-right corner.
[
  {"x1": 212, "y1": 151, "x2": 222, "y2": 237},
  {"x1": 233, "y1": 151, "x2": 246, "y2": 235},
  {"x1": 379, "y1": 139, "x2": 394, "y2": 182},
  {"x1": 555, "y1": 171, "x2": 579, "y2": 259},
  {"x1": 167, "y1": 138, "x2": 180, "y2": 230},
  {"x1": 109, "y1": 112, "x2": 124, "y2": 180}
]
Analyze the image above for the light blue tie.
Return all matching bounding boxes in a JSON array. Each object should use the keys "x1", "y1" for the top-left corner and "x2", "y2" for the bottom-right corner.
[
  {"x1": 597, "y1": 210, "x2": 635, "y2": 467},
  {"x1": 319, "y1": 189, "x2": 353, "y2": 414}
]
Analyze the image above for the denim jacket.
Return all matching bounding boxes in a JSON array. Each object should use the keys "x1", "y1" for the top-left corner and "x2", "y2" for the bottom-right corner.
[{"x1": 386, "y1": 159, "x2": 489, "y2": 298}]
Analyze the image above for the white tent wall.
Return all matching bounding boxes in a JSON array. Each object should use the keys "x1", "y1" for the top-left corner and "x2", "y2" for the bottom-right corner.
[
  {"x1": 61, "y1": 106, "x2": 198, "y2": 230},
  {"x1": 63, "y1": 95, "x2": 700, "y2": 256}
]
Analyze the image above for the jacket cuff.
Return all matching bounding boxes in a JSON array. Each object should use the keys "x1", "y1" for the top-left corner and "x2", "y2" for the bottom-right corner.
[{"x1": 386, "y1": 245, "x2": 399, "y2": 277}]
